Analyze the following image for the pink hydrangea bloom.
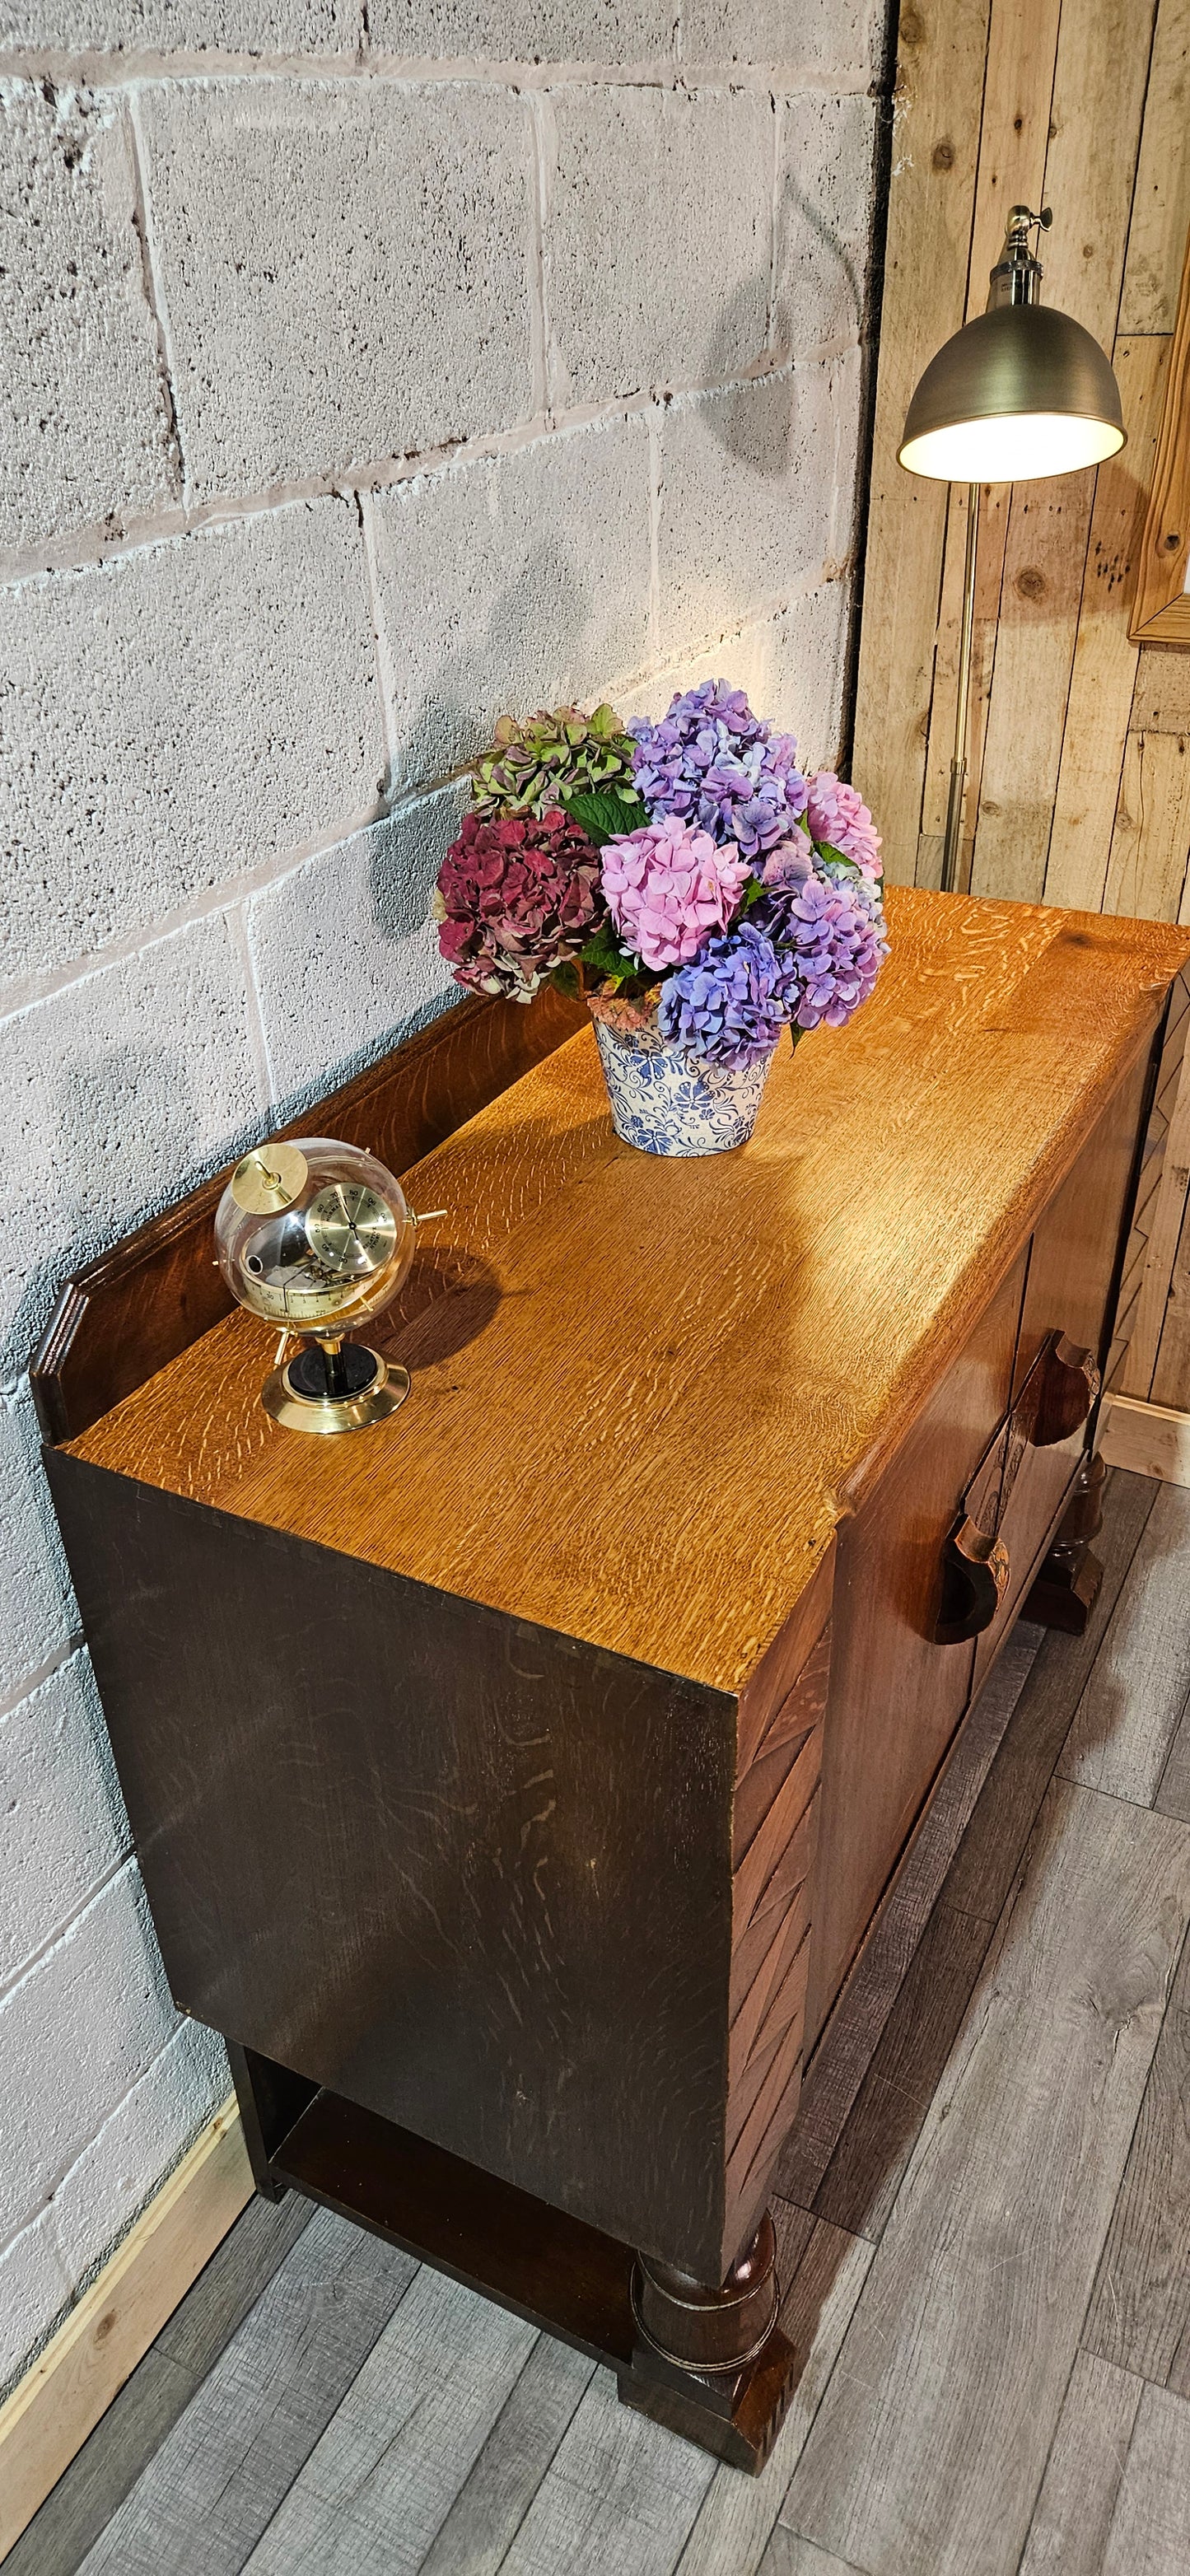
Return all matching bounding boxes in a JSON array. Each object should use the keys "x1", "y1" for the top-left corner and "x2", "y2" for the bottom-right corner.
[
  {"x1": 601, "y1": 814, "x2": 749, "y2": 973},
  {"x1": 804, "y1": 772, "x2": 882, "y2": 878}
]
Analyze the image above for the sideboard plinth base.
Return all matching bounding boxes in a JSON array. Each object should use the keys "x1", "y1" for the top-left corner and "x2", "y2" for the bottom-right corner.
[
  {"x1": 619, "y1": 2326, "x2": 800, "y2": 2473},
  {"x1": 1022, "y1": 1449, "x2": 1107, "y2": 1635},
  {"x1": 229, "y1": 2052, "x2": 796, "y2": 2474}
]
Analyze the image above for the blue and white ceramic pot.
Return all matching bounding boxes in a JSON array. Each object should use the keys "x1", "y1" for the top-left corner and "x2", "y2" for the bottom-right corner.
[{"x1": 591, "y1": 1013, "x2": 777, "y2": 1156}]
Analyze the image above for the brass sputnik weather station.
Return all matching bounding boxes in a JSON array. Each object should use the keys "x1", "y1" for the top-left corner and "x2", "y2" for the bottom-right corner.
[{"x1": 214, "y1": 1137, "x2": 444, "y2": 1435}]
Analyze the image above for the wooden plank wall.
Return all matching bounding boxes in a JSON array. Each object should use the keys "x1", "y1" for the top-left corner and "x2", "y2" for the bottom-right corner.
[{"x1": 855, "y1": 0, "x2": 1190, "y2": 1405}]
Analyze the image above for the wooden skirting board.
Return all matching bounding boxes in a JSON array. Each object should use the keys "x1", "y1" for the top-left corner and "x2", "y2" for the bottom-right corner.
[
  {"x1": 1100, "y1": 1393, "x2": 1190, "y2": 1487},
  {"x1": 0, "y1": 2098, "x2": 250, "y2": 2564}
]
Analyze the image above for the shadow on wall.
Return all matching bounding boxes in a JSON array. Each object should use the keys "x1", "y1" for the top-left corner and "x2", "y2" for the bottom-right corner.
[
  {"x1": 7, "y1": 1039, "x2": 264, "y2": 1393},
  {"x1": 362, "y1": 537, "x2": 600, "y2": 986}
]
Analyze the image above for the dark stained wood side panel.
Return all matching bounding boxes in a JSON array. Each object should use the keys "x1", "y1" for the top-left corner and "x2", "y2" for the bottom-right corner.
[
  {"x1": 30, "y1": 985, "x2": 586, "y2": 1445},
  {"x1": 44, "y1": 1451, "x2": 737, "y2": 2284}
]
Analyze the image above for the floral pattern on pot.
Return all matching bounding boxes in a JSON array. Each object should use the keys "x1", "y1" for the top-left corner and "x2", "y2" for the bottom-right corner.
[{"x1": 592, "y1": 1014, "x2": 777, "y2": 1156}]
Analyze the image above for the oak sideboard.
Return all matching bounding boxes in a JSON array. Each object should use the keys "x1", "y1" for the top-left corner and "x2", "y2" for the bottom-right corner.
[{"x1": 35, "y1": 888, "x2": 1190, "y2": 2471}]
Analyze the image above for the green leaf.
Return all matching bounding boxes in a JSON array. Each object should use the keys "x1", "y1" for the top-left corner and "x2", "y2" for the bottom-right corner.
[
  {"x1": 814, "y1": 841, "x2": 862, "y2": 878},
  {"x1": 578, "y1": 918, "x2": 650, "y2": 988},
  {"x1": 550, "y1": 960, "x2": 582, "y2": 999},
  {"x1": 739, "y1": 875, "x2": 768, "y2": 913},
  {"x1": 563, "y1": 786, "x2": 647, "y2": 846}
]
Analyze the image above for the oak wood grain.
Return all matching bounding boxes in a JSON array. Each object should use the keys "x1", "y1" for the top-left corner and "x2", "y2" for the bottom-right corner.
[
  {"x1": 804, "y1": 1246, "x2": 1022, "y2": 2044},
  {"x1": 30, "y1": 983, "x2": 586, "y2": 1447},
  {"x1": 782, "y1": 1780, "x2": 1190, "y2": 2576},
  {"x1": 63, "y1": 891, "x2": 1190, "y2": 1700},
  {"x1": 777, "y1": 1620, "x2": 1043, "y2": 2213},
  {"x1": 1114, "y1": 971, "x2": 1190, "y2": 1398}
]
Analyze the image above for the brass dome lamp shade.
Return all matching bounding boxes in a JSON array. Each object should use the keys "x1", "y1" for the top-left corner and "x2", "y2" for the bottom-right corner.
[{"x1": 898, "y1": 206, "x2": 1125, "y2": 891}]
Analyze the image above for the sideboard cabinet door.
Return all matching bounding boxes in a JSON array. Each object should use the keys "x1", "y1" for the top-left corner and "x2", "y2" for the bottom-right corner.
[
  {"x1": 968, "y1": 1049, "x2": 1150, "y2": 1688},
  {"x1": 805, "y1": 1249, "x2": 1027, "y2": 2046}
]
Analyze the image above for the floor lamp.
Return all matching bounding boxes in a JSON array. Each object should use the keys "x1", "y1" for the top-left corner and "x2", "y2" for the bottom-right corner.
[{"x1": 898, "y1": 206, "x2": 1126, "y2": 894}]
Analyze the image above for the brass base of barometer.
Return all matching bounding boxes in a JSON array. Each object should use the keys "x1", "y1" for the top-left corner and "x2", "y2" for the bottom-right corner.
[{"x1": 262, "y1": 1336, "x2": 410, "y2": 1436}]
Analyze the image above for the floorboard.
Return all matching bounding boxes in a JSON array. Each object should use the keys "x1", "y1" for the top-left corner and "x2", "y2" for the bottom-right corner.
[
  {"x1": 780, "y1": 1780, "x2": 1190, "y2": 2576},
  {"x1": 1155, "y1": 1697, "x2": 1190, "y2": 1823},
  {"x1": 241, "y1": 2266, "x2": 539, "y2": 2576},
  {"x1": 490, "y1": 2368, "x2": 717, "y2": 2576},
  {"x1": 5, "y1": 2189, "x2": 310, "y2": 2576},
  {"x1": 75, "y1": 2208, "x2": 416, "y2": 2576},
  {"x1": 1083, "y1": 1923, "x2": 1190, "y2": 2393},
  {"x1": 755, "y1": 2535, "x2": 866, "y2": 2575},
  {"x1": 1016, "y1": 2352, "x2": 1143, "y2": 2576},
  {"x1": 1099, "y1": 2383, "x2": 1190, "y2": 2575},
  {"x1": 153, "y1": 2191, "x2": 311, "y2": 2382},
  {"x1": 417, "y1": 2336, "x2": 595, "y2": 2576},
  {"x1": 810, "y1": 1900, "x2": 993, "y2": 2242},
  {"x1": 2, "y1": 2351, "x2": 197, "y2": 2576},
  {"x1": 1059, "y1": 1483, "x2": 1190, "y2": 1804}
]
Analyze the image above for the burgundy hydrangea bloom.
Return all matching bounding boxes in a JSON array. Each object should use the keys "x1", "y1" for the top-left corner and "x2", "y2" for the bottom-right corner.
[{"x1": 435, "y1": 807, "x2": 604, "y2": 1002}]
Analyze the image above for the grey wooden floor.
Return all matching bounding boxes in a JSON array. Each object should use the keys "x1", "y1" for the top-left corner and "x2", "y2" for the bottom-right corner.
[{"x1": 11, "y1": 1467, "x2": 1190, "y2": 2576}]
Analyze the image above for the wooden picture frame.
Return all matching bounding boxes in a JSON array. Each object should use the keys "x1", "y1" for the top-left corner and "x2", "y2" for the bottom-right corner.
[{"x1": 1130, "y1": 226, "x2": 1190, "y2": 645}]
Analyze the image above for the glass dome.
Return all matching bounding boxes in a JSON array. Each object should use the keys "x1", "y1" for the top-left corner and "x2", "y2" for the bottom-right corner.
[{"x1": 215, "y1": 1137, "x2": 417, "y2": 1338}]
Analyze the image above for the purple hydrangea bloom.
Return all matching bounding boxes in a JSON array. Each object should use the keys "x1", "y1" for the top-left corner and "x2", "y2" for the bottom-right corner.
[
  {"x1": 657, "y1": 922, "x2": 800, "y2": 1068},
  {"x1": 628, "y1": 679, "x2": 807, "y2": 857},
  {"x1": 754, "y1": 865, "x2": 888, "y2": 1030}
]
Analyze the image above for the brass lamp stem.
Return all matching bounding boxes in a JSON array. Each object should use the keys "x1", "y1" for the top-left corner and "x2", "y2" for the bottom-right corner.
[{"x1": 942, "y1": 478, "x2": 981, "y2": 895}]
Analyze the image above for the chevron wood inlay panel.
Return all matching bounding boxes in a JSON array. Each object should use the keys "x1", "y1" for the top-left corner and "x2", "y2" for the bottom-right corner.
[{"x1": 726, "y1": 1622, "x2": 831, "y2": 2252}]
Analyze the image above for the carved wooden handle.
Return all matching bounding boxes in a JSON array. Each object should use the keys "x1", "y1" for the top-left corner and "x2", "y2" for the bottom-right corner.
[
  {"x1": 1030, "y1": 1334, "x2": 1099, "y2": 1447},
  {"x1": 936, "y1": 1519, "x2": 1012, "y2": 1644},
  {"x1": 934, "y1": 1331, "x2": 1099, "y2": 1645}
]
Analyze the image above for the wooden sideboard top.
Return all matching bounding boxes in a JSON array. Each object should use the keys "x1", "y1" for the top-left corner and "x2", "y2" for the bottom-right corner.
[{"x1": 67, "y1": 889, "x2": 1190, "y2": 1695}]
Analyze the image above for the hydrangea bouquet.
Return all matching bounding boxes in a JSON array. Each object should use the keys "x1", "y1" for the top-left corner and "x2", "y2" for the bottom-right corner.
[{"x1": 434, "y1": 684, "x2": 888, "y2": 1155}]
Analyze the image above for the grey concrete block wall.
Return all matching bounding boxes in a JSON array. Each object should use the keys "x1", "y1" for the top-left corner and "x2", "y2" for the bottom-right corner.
[{"x1": 0, "y1": 0, "x2": 885, "y2": 2406}]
